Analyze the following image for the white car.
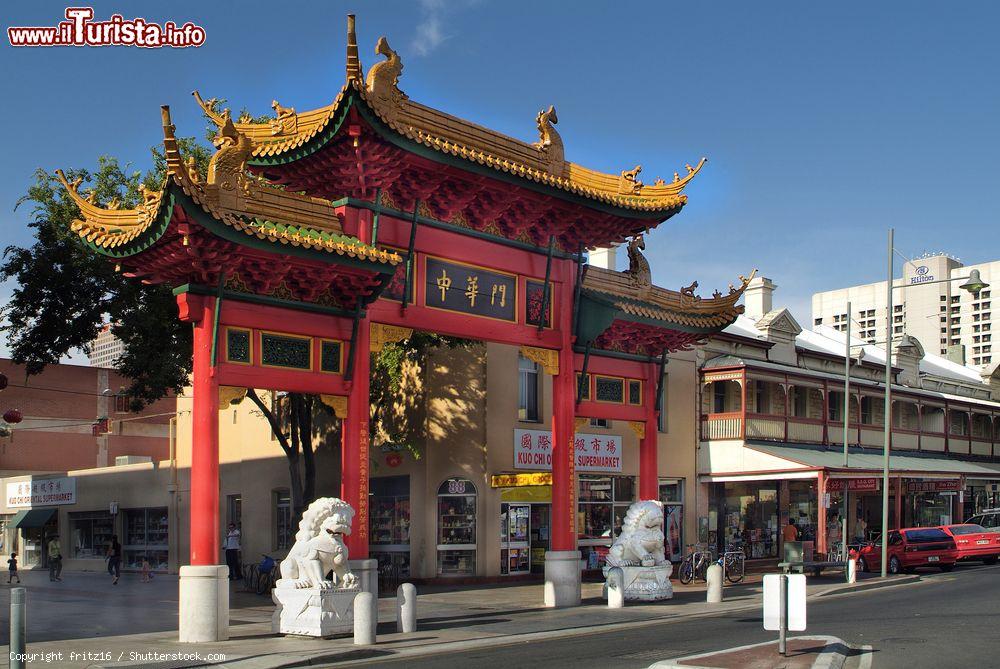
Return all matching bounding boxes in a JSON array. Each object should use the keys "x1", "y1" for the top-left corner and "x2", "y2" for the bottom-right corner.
[{"x1": 966, "y1": 509, "x2": 1000, "y2": 532}]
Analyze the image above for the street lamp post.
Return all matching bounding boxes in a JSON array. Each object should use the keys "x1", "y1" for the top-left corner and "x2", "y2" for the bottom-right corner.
[{"x1": 878, "y1": 230, "x2": 989, "y2": 577}]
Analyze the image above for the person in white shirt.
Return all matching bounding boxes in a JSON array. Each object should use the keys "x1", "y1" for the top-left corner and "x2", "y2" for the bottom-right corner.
[{"x1": 224, "y1": 524, "x2": 241, "y2": 580}]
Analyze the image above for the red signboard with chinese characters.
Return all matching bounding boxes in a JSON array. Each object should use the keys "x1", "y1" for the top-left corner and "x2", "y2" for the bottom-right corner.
[
  {"x1": 827, "y1": 478, "x2": 880, "y2": 492},
  {"x1": 513, "y1": 428, "x2": 622, "y2": 472},
  {"x1": 906, "y1": 479, "x2": 962, "y2": 493}
]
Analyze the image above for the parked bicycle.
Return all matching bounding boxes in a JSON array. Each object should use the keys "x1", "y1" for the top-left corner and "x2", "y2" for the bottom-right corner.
[
  {"x1": 678, "y1": 543, "x2": 712, "y2": 584},
  {"x1": 718, "y1": 542, "x2": 745, "y2": 583},
  {"x1": 252, "y1": 554, "x2": 278, "y2": 595}
]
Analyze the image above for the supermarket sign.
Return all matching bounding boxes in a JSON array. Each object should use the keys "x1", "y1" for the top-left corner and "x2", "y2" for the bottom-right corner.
[
  {"x1": 6, "y1": 477, "x2": 77, "y2": 507},
  {"x1": 513, "y1": 429, "x2": 622, "y2": 473},
  {"x1": 826, "y1": 478, "x2": 879, "y2": 492}
]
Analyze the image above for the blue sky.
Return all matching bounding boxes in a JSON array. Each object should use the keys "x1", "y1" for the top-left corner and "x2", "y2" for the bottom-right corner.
[{"x1": 2, "y1": 1, "x2": 999, "y2": 359}]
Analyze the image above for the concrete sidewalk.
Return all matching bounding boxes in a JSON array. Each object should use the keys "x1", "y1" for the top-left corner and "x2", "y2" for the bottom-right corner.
[{"x1": 0, "y1": 569, "x2": 916, "y2": 669}]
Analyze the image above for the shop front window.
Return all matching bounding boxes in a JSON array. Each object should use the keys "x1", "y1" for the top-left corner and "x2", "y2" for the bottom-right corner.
[
  {"x1": 911, "y1": 492, "x2": 953, "y2": 528},
  {"x1": 123, "y1": 507, "x2": 168, "y2": 571},
  {"x1": 578, "y1": 475, "x2": 636, "y2": 569},
  {"x1": 70, "y1": 511, "x2": 114, "y2": 558},
  {"x1": 437, "y1": 478, "x2": 477, "y2": 576},
  {"x1": 659, "y1": 480, "x2": 684, "y2": 561},
  {"x1": 718, "y1": 483, "x2": 778, "y2": 558},
  {"x1": 787, "y1": 480, "x2": 818, "y2": 545},
  {"x1": 371, "y1": 476, "x2": 411, "y2": 578}
]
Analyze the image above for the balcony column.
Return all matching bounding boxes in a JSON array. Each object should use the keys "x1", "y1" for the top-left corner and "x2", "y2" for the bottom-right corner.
[
  {"x1": 817, "y1": 470, "x2": 827, "y2": 558},
  {"x1": 740, "y1": 370, "x2": 748, "y2": 439}
]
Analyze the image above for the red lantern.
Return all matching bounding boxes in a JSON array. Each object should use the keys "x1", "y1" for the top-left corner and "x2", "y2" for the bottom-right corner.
[
  {"x1": 3, "y1": 409, "x2": 22, "y2": 424},
  {"x1": 385, "y1": 453, "x2": 403, "y2": 468},
  {"x1": 0, "y1": 373, "x2": 7, "y2": 391}
]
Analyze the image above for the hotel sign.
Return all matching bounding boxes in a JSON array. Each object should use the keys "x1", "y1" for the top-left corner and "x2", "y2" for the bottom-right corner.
[
  {"x1": 513, "y1": 429, "x2": 623, "y2": 473},
  {"x1": 909, "y1": 265, "x2": 935, "y2": 285},
  {"x1": 6, "y1": 477, "x2": 76, "y2": 508}
]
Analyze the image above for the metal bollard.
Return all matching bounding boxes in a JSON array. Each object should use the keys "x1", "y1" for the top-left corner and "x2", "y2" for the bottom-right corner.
[
  {"x1": 353, "y1": 591, "x2": 377, "y2": 646},
  {"x1": 396, "y1": 583, "x2": 417, "y2": 633},
  {"x1": 10, "y1": 587, "x2": 25, "y2": 669},
  {"x1": 847, "y1": 558, "x2": 857, "y2": 584},
  {"x1": 607, "y1": 567, "x2": 625, "y2": 609},
  {"x1": 706, "y1": 563, "x2": 724, "y2": 603}
]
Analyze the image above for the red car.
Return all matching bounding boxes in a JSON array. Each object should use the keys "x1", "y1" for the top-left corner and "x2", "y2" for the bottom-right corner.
[
  {"x1": 939, "y1": 524, "x2": 1000, "y2": 564},
  {"x1": 857, "y1": 527, "x2": 958, "y2": 574}
]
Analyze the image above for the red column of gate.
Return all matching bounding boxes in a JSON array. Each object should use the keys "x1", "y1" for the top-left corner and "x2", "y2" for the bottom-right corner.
[
  {"x1": 342, "y1": 316, "x2": 371, "y2": 559},
  {"x1": 550, "y1": 267, "x2": 577, "y2": 551},
  {"x1": 188, "y1": 296, "x2": 220, "y2": 566},
  {"x1": 639, "y1": 361, "x2": 659, "y2": 501}
]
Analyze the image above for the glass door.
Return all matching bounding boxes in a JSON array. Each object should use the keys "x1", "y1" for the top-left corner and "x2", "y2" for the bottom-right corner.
[{"x1": 500, "y1": 503, "x2": 530, "y2": 575}]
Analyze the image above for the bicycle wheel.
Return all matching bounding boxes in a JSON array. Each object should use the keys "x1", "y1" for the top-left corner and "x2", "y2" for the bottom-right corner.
[
  {"x1": 678, "y1": 558, "x2": 694, "y2": 584},
  {"x1": 726, "y1": 556, "x2": 745, "y2": 584},
  {"x1": 255, "y1": 569, "x2": 271, "y2": 595}
]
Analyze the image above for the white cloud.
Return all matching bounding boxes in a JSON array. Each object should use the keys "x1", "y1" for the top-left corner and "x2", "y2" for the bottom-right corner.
[{"x1": 412, "y1": 15, "x2": 444, "y2": 57}]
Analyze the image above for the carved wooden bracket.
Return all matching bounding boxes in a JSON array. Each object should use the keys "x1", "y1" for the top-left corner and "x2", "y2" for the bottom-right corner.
[
  {"x1": 219, "y1": 386, "x2": 248, "y2": 408},
  {"x1": 520, "y1": 345, "x2": 559, "y2": 376},
  {"x1": 320, "y1": 394, "x2": 349, "y2": 419},
  {"x1": 370, "y1": 323, "x2": 413, "y2": 353},
  {"x1": 628, "y1": 421, "x2": 646, "y2": 439}
]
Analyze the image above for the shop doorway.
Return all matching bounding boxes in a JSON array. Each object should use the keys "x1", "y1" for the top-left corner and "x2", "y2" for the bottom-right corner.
[
  {"x1": 500, "y1": 503, "x2": 530, "y2": 575},
  {"x1": 529, "y1": 504, "x2": 549, "y2": 575}
]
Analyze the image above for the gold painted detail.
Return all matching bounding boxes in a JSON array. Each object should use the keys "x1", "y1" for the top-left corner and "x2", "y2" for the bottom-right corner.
[
  {"x1": 491, "y1": 472, "x2": 553, "y2": 488},
  {"x1": 574, "y1": 416, "x2": 589, "y2": 429},
  {"x1": 270, "y1": 100, "x2": 298, "y2": 136},
  {"x1": 519, "y1": 345, "x2": 559, "y2": 376},
  {"x1": 583, "y1": 265, "x2": 758, "y2": 329},
  {"x1": 191, "y1": 15, "x2": 706, "y2": 213},
  {"x1": 370, "y1": 323, "x2": 413, "y2": 353},
  {"x1": 532, "y1": 105, "x2": 564, "y2": 174},
  {"x1": 618, "y1": 165, "x2": 643, "y2": 195},
  {"x1": 320, "y1": 394, "x2": 349, "y2": 419},
  {"x1": 366, "y1": 36, "x2": 407, "y2": 110},
  {"x1": 219, "y1": 386, "x2": 248, "y2": 407},
  {"x1": 628, "y1": 421, "x2": 646, "y2": 440}
]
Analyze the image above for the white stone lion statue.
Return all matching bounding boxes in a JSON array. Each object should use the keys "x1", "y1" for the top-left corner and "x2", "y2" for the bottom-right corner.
[
  {"x1": 607, "y1": 500, "x2": 667, "y2": 568},
  {"x1": 277, "y1": 497, "x2": 357, "y2": 590}
]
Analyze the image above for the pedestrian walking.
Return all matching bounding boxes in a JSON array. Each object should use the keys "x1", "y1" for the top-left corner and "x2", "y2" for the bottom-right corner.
[
  {"x1": 140, "y1": 558, "x2": 152, "y2": 583},
  {"x1": 7, "y1": 552, "x2": 20, "y2": 584},
  {"x1": 224, "y1": 523, "x2": 241, "y2": 580},
  {"x1": 47, "y1": 535, "x2": 62, "y2": 581},
  {"x1": 107, "y1": 535, "x2": 122, "y2": 585}
]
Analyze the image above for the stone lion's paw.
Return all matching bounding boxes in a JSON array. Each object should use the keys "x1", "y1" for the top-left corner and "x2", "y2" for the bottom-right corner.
[{"x1": 342, "y1": 573, "x2": 358, "y2": 588}]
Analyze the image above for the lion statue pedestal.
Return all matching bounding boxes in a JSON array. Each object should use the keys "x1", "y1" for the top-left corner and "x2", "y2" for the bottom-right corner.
[
  {"x1": 271, "y1": 498, "x2": 361, "y2": 637},
  {"x1": 602, "y1": 500, "x2": 674, "y2": 602}
]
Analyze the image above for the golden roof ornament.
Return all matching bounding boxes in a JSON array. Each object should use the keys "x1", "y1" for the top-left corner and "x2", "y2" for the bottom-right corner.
[
  {"x1": 619, "y1": 165, "x2": 643, "y2": 195},
  {"x1": 625, "y1": 234, "x2": 652, "y2": 297},
  {"x1": 366, "y1": 36, "x2": 406, "y2": 107},
  {"x1": 269, "y1": 100, "x2": 298, "y2": 136},
  {"x1": 532, "y1": 105, "x2": 564, "y2": 174}
]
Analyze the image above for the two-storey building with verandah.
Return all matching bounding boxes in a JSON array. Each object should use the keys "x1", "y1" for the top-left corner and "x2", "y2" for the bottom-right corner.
[{"x1": 698, "y1": 276, "x2": 1000, "y2": 563}]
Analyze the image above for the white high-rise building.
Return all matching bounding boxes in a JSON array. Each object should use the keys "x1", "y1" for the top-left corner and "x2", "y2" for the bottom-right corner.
[
  {"x1": 812, "y1": 253, "x2": 996, "y2": 369},
  {"x1": 87, "y1": 324, "x2": 124, "y2": 368}
]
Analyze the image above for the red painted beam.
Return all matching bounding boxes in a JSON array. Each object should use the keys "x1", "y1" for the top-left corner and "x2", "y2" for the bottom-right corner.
[{"x1": 574, "y1": 401, "x2": 646, "y2": 422}]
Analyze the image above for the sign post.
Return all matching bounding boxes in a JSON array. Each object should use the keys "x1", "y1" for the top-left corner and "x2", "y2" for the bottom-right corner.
[{"x1": 763, "y1": 573, "x2": 806, "y2": 657}]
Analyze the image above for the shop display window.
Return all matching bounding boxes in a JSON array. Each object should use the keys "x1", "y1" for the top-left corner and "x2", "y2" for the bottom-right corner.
[
  {"x1": 370, "y1": 476, "x2": 411, "y2": 547},
  {"x1": 578, "y1": 475, "x2": 636, "y2": 569},
  {"x1": 659, "y1": 480, "x2": 685, "y2": 561},
  {"x1": 717, "y1": 482, "x2": 778, "y2": 558},
  {"x1": 274, "y1": 489, "x2": 292, "y2": 550},
  {"x1": 437, "y1": 478, "x2": 477, "y2": 576},
  {"x1": 70, "y1": 511, "x2": 114, "y2": 558},
  {"x1": 372, "y1": 550, "x2": 410, "y2": 579},
  {"x1": 122, "y1": 507, "x2": 168, "y2": 571}
]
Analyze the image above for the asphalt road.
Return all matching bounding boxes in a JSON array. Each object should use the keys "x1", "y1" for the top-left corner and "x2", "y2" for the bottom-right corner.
[{"x1": 344, "y1": 564, "x2": 1000, "y2": 669}]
